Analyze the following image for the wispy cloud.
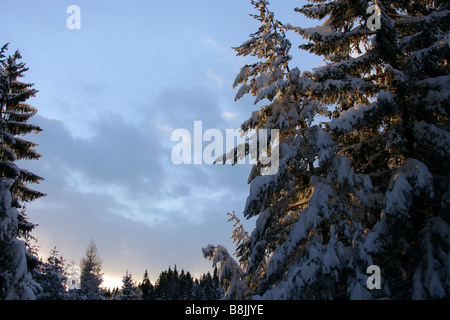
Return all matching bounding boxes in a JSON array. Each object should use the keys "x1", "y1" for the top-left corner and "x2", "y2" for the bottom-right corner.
[
  {"x1": 203, "y1": 37, "x2": 227, "y2": 53},
  {"x1": 222, "y1": 110, "x2": 238, "y2": 119},
  {"x1": 206, "y1": 69, "x2": 225, "y2": 86}
]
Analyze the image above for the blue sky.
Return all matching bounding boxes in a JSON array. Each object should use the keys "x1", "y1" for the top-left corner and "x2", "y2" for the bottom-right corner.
[{"x1": 2, "y1": 0, "x2": 324, "y2": 287}]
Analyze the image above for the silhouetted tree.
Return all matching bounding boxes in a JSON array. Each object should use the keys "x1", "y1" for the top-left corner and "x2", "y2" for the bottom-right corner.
[{"x1": 79, "y1": 240, "x2": 103, "y2": 299}]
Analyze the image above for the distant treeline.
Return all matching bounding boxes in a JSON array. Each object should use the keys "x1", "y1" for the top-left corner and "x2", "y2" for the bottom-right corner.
[
  {"x1": 30, "y1": 241, "x2": 224, "y2": 300},
  {"x1": 104, "y1": 266, "x2": 224, "y2": 300}
]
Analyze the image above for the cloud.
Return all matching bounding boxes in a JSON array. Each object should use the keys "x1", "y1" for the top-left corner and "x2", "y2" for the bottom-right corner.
[
  {"x1": 3, "y1": 0, "x2": 308, "y2": 284},
  {"x1": 206, "y1": 69, "x2": 225, "y2": 86},
  {"x1": 28, "y1": 83, "x2": 251, "y2": 227},
  {"x1": 21, "y1": 82, "x2": 256, "y2": 283},
  {"x1": 203, "y1": 37, "x2": 228, "y2": 53},
  {"x1": 149, "y1": 85, "x2": 226, "y2": 129},
  {"x1": 27, "y1": 115, "x2": 164, "y2": 218},
  {"x1": 222, "y1": 110, "x2": 239, "y2": 119}
]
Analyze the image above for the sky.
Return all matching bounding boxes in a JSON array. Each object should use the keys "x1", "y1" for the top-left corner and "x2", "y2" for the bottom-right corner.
[{"x1": 2, "y1": 0, "x2": 324, "y2": 288}]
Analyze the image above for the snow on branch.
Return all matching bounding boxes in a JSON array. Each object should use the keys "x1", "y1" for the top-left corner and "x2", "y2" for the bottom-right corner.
[{"x1": 202, "y1": 244, "x2": 250, "y2": 300}]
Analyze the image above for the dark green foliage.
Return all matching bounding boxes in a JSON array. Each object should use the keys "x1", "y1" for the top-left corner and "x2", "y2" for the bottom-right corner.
[
  {"x1": 79, "y1": 240, "x2": 103, "y2": 300},
  {"x1": 206, "y1": 0, "x2": 449, "y2": 299},
  {"x1": 149, "y1": 266, "x2": 223, "y2": 300},
  {"x1": 120, "y1": 270, "x2": 137, "y2": 300},
  {"x1": 34, "y1": 247, "x2": 67, "y2": 300},
  {"x1": 139, "y1": 269, "x2": 154, "y2": 300},
  {"x1": 0, "y1": 43, "x2": 44, "y2": 300},
  {"x1": 0, "y1": 43, "x2": 45, "y2": 206}
]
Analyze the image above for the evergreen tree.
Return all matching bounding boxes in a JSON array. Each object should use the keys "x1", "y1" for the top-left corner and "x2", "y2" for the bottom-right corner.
[
  {"x1": 139, "y1": 269, "x2": 154, "y2": 300},
  {"x1": 184, "y1": 269, "x2": 224, "y2": 300},
  {"x1": 153, "y1": 267, "x2": 167, "y2": 299},
  {"x1": 171, "y1": 265, "x2": 180, "y2": 299},
  {"x1": 192, "y1": 278, "x2": 202, "y2": 300},
  {"x1": 211, "y1": 267, "x2": 224, "y2": 299},
  {"x1": 154, "y1": 265, "x2": 181, "y2": 300},
  {"x1": 0, "y1": 180, "x2": 39, "y2": 299},
  {"x1": 151, "y1": 265, "x2": 223, "y2": 300},
  {"x1": 79, "y1": 240, "x2": 103, "y2": 299},
  {"x1": 103, "y1": 287, "x2": 112, "y2": 300},
  {"x1": 0, "y1": 43, "x2": 44, "y2": 300},
  {"x1": 178, "y1": 269, "x2": 193, "y2": 300},
  {"x1": 35, "y1": 247, "x2": 67, "y2": 300},
  {"x1": 0, "y1": 43, "x2": 44, "y2": 207},
  {"x1": 110, "y1": 287, "x2": 120, "y2": 300},
  {"x1": 21, "y1": 208, "x2": 42, "y2": 291},
  {"x1": 120, "y1": 270, "x2": 137, "y2": 300},
  {"x1": 200, "y1": 272, "x2": 213, "y2": 300},
  {"x1": 204, "y1": 0, "x2": 449, "y2": 300}
]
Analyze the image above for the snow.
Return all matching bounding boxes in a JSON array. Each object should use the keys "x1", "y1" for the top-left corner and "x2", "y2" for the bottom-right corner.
[
  {"x1": 414, "y1": 121, "x2": 450, "y2": 157},
  {"x1": 382, "y1": 158, "x2": 433, "y2": 219},
  {"x1": 412, "y1": 269, "x2": 426, "y2": 300},
  {"x1": 315, "y1": 128, "x2": 335, "y2": 165},
  {"x1": 426, "y1": 269, "x2": 445, "y2": 298},
  {"x1": 0, "y1": 179, "x2": 18, "y2": 242},
  {"x1": 322, "y1": 236, "x2": 339, "y2": 274},
  {"x1": 332, "y1": 155, "x2": 355, "y2": 187},
  {"x1": 254, "y1": 208, "x2": 270, "y2": 237},
  {"x1": 245, "y1": 173, "x2": 278, "y2": 216},
  {"x1": 303, "y1": 126, "x2": 336, "y2": 165},
  {"x1": 233, "y1": 66, "x2": 250, "y2": 88},
  {"x1": 384, "y1": 173, "x2": 412, "y2": 218},
  {"x1": 430, "y1": 217, "x2": 450, "y2": 245},
  {"x1": 234, "y1": 83, "x2": 250, "y2": 101},
  {"x1": 254, "y1": 84, "x2": 277, "y2": 104},
  {"x1": 311, "y1": 54, "x2": 374, "y2": 79},
  {"x1": 66, "y1": 263, "x2": 81, "y2": 290},
  {"x1": 396, "y1": 9, "x2": 450, "y2": 26},
  {"x1": 330, "y1": 103, "x2": 375, "y2": 133},
  {"x1": 424, "y1": 230, "x2": 446, "y2": 299},
  {"x1": 7, "y1": 240, "x2": 36, "y2": 300},
  {"x1": 215, "y1": 0, "x2": 450, "y2": 300},
  {"x1": 403, "y1": 159, "x2": 434, "y2": 196},
  {"x1": 202, "y1": 244, "x2": 248, "y2": 300},
  {"x1": 264, "y1": 176, "x2": 333, "y2": 285},
  {"x1": 328, "y1": 89, "x2": 396, "y2": 134},
  {"x1": 349, "y1": 281, "x2": 371, "y2": 300},
  {"x1": 0, "y1": 179, "x2": 37, "y2": 299},
  {"x1": 301, "y1": 25, "x2": 335, "y2": 39},
  {"x1": 254, "y1": 73, "x2": 270, "y2": 92}
]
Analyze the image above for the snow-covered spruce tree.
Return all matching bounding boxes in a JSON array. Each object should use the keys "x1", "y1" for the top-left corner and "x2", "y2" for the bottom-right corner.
[
  {"x1": 120, "y1": 270, "x2": 137, "y2": 300},
  {"x1": 203, "y1": 243, "x2": 250, "y2": 299},
  {"x1": 204, "y1": 0, "x2": 449, "y2": 300},
  {"x1": 0, "y1": 43, "x2": 45, "y2": 300},
  {"x1": 79, "y1": 240, "x2": 104, "y2": 300},
  {"x1": 35, "y1": 247, "x2": 68, "y2": 300},
  {"x1": 291, "y1": 0, "x2": 450, "y2": 299},
  {"x1": 205, "y1": 0, "x2": 376, "y2": 300}
]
